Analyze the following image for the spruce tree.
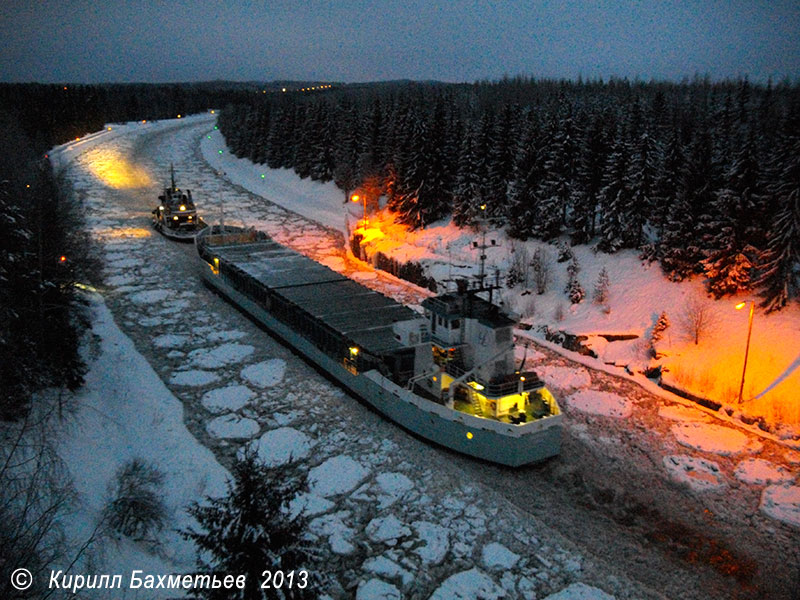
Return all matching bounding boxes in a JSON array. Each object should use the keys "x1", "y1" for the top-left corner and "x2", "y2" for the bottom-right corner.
[{"x1": 181, "y1": 454, "x2": 314, "y2": 600}]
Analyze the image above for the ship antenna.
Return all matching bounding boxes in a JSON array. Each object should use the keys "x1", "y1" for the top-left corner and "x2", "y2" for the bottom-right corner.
[{"x1": 474, "y1": 204, "x2": 501, "y2": 303}]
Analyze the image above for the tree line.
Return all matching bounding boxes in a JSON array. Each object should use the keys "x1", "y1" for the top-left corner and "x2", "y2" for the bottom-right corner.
[{"x1": 217, "y1": 76, "x2": 800, "y2": 312}]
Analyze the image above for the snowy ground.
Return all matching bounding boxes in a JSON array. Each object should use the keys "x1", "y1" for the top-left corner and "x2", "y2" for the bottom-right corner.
[{"x1": 49, "y1": 115, "x2": 800, "y2": 599}]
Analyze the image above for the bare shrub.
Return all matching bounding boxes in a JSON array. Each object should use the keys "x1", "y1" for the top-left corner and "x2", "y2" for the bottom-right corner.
[
  {"x1": 678, "y1": 296, "x2": 718, "y2": 345},
  {"x1": 553, "y1": 303, "x2": 565, "y2": 322},
  {"x1": 522, "y1": 296, "x2": 537, "y2": 319},
  {"x1": 103, "y1": 458, "x2": 166, "y2": 541},
  {"x1": 506, "y1": 244, "x2": 530, "y2": 288}
]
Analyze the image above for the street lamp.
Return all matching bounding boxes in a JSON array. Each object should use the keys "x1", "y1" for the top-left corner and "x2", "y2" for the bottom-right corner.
[
  {"x1": 735, "y1": 300, "x2": 755, "y2": 404},
  {"x1": 351, "y1": 193, "x2": 367, "y2": 226}
]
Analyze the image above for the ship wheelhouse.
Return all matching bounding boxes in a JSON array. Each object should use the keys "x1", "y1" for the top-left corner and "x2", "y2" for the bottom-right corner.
[{"x1": 421, "y1": 291, "x2": 557, "y2": 423}]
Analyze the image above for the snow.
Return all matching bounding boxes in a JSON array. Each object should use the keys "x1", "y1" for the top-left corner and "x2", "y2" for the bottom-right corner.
[
  {"x1": 759, "y1": 484, "x2": 800, "y2": 528},
  {"x1": 734, "y1": 458, "x2": 796, "y2": 485},
  {"x1": 57, "y1": 296, "x2": 229, "y2": 591},
  {"x1": 671, "y1": 422, "x2": 763, "y2": 456},
  {"x1": 428, "y1": 568, "x2": 505, "y2": 600},
  {"x1": 663, "y1": 455, "x2": 726, "y2": 492},
  {"x1": 412, "y1": 521, "x2": 450, "y2": 565},
  {"x1": 206, "y1": 413, "x2": 260, "y2": 439},
  {"x1": 308, "y1": 455, "x2": 370, "y2": 497},
  {"x1": 188, "y1": 342, "x2": 255, "y2": 368},
  {"x1": 366, "y1": 514, "x2": 412, "y2": 544},
  {"x1": 244, "y1": 426, "x2": 316, "y2": 467},
  {"x1": 241, "y1": 358, "x2": 286, "y2": 387},
  {"x1": 482, "y1": 542, "x2": 521, "y2": 570},
  {"x1": 536, "y1": 365, "x2": 592, "y2": 391},
  {"x1": 201, "y1": 384, "x2": 254, "y2": 413},
  {"x1": 356, "y1": 578, "x2": 401, "y2": 600},
  {"x1": 169, "y1": 369, "x2": 220, "y2": 387},
  {"x1": 565, "y1": 389, "x2": 633, "y2": 418},
  {"x1": 543, "y1": 583, "x2": 616, "y2": 600}
]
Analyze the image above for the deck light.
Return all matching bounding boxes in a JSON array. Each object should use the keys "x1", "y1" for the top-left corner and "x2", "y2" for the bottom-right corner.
[
  {"x1": 179, "y1": 205, "x2": 186, "y2": 211},
  {"x1": 173, "y1": 216, "x2": 178, "y2": 221},
  {"x1": 349, "y1": 346, "x2": 359, "y2": 356},
  {"x1": 466, "y1": 432, "x2": 473, "y2": 440}
]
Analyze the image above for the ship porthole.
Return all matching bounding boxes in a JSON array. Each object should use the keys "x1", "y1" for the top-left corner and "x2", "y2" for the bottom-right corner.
[{"x1": 466, "y1": 432, "x2": 473, "y2": 440}]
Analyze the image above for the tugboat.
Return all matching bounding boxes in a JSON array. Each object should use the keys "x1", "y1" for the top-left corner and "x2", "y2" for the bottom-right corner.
[
  {"x1": 196, "y1": 225, "x2": 562, "y2": 467},
  {"x1": 152, "y1": 164, "x2": 206, "y2": 241}
]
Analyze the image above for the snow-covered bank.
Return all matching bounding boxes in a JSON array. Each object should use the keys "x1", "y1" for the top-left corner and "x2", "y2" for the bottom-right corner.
[{"x1": 57, "y1": 294, "x2": 229, "y2": 597}]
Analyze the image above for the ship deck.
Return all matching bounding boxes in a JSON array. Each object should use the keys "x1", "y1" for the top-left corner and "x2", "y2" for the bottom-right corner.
[{"x1": 209, "y1": 240, "x2": 420, "y2": 356}]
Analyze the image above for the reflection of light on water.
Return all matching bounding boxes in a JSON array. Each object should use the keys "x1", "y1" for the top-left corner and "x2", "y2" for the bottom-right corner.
[
  {"x1": 85, "y1": 149, "x2": 152, "y2": 188},
  {"x1": 95, "y1": 227, "x2": 153, "y2": 240}
]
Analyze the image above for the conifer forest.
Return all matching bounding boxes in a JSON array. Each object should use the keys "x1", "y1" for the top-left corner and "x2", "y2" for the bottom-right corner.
[{"x1": 218, "y1": 78, "x2": 800, "y2": 312}]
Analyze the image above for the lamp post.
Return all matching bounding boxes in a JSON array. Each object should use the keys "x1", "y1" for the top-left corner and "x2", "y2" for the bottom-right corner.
[
  {"x1": 735, "y1": 300, "x2": 755, "y2": 404},
  {"x1": 351, "y1": 193, "x2": 367, "y2": 226}
]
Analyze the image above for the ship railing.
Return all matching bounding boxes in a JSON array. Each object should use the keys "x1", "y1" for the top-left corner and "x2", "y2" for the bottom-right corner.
[{"x1": 441, "y1": 361, "x2": 542, "y2": 397}]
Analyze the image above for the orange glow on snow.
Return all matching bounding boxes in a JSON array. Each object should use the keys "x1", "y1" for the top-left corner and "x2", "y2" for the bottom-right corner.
[{"x1": 84, "y1": 149, "x2": 152, "y2": 189}]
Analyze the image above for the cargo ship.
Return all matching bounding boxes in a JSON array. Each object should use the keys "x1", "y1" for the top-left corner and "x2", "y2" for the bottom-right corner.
[{"x1": 196, "y1": 226, "x2": 561, "y2": 466}]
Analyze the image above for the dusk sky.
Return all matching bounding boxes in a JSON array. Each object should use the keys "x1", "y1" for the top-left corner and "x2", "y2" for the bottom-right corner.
[{"x1": 1, "y1": 1, "x2": 798, "y2": 84}]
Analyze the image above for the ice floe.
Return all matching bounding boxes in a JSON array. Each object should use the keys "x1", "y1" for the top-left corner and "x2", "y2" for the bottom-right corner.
[
  {"x1": 482, "y1": 542, "x2": 520, "y2": 570},
  {"x1": 411, "y1": 521, "x2": 450, "y2": 565},
  {"x1": 760, "y1": 484, "x2": 800, "y2": 527},
  {"x1": 241, "y1": 358, "x2": 286, "y2": 387},
  {"x1": 663, "y1": 455, "x2": 726, "y2": 491},
  {"x1": 537, "y1": 365, "x2": 592, "y2": 391},
  {"x1": 244, "y1": 426, "x2": 316, "y2": 467},
  {"x1": 308, "y1": 455, "x2": 369, "y2": 497},
  {"x1": 366, "y1": 514, "x2": 411, "y2": 545},
  {"x1": 201, "y1": 384, "x2": 254, "y2": 413},
  {"x1": 188, "y1": 343, "x2": 255, "y2": 369},
  {"x1": 356, "y1": 578, "x2": 401, "y2": 600},
  {"x1": 206, "y1": 414, "x2": 260, "y2": 439},
  {"x1": 734, "y1": 458, "x2": 795, "y2": 485},
  {"x1": 671, "y1": 422, "x2": 763, "y2": 456},
  {"x1": 565, "y1": 389, "x2": 632, "y2": 418},
  {"x1": 428, "y1": 568, "x2": 504, "y2": 600}
]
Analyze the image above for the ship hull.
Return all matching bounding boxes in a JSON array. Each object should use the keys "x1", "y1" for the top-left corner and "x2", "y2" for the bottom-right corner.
[
  {"x1": 154, "y1": 218, "x2": 208, "y2": 243},
  {"x1": 201, "y1": 265, "x2": 561, "y2": 467}
]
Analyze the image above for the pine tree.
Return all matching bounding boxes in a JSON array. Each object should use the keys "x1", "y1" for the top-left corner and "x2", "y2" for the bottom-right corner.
[
  {"x1": 592, "y1": 267, "x2": 610, "y2": 306},
  {"x1": 650, "y1": 311, "x2": 670, "y2": 343},
  {"x1": 565, "y1": 257, "x2": 585, "y2": 303},
  {"x1": 701, "y1": 134, "x2": 762, "y2": 297},
  {"x1": 597, "y1": 131, "x2": 631, "y2": 252},
  {"x1": 756, "y1": 192, "x2": 799, "y2": 311},
  {"x1": 181, "y1": 454, "x2": 314, "y2": 600}
]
